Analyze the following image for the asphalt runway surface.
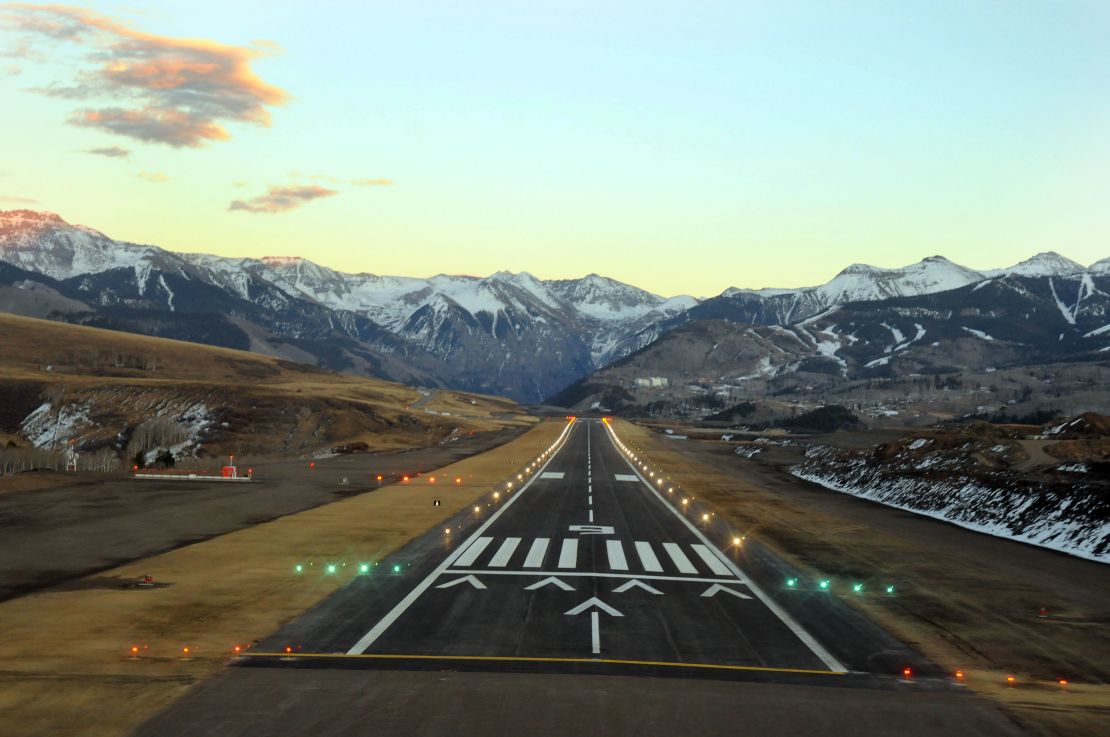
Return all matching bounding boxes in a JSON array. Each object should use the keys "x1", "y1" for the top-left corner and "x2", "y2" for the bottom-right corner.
[{"x1": 134, "y1": 420, "x2": 1028, "y2": 736}]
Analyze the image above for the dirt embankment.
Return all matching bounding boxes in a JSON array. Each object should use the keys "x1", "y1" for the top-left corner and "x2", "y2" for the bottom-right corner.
[{"x1": 792, "y1": 418, "x2": 1110, "y2": 561}]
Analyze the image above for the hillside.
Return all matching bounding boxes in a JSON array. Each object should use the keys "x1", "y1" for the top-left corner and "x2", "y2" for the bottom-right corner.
[
  {"x1": 550, "y1": 273, "x2": 1110, "y2": 422},
  {"x1": 0, "y1": 313, "x2": 531, "y2": 467},
  {"x1": 4, "y1": 209, "x2": 1107, "y2": 406}
]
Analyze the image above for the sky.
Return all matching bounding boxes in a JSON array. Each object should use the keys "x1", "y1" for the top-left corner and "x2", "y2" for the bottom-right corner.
[{"x1": 1, "y1": 1, "x2": 1108, "y2": 298}]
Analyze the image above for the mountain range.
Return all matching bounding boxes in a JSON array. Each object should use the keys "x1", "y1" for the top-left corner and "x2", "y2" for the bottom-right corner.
[{"x1": 1, "y1": 209, "x2": 1107, "y2": 407}]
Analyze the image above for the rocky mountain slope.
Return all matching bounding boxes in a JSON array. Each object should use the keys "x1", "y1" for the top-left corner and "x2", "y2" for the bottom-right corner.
[
  {"x1": 2, "y1": 209, "x2": 1107, "y2": 406},
  {"x1": 552, "y1": 272, "x2": 1110, "y2": 420},
  {"x1": 0, "y1": 211, "x2": 684, "y2": 401}
]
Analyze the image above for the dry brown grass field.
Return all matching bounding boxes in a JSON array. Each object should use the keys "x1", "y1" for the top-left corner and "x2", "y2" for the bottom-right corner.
[{"x1": 612, "y1": 420, "x2": 1110, "y2": 737}]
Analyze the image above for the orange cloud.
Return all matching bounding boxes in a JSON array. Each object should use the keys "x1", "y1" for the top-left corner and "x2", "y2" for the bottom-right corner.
[
  {"x1": 229, "y1": 185, "x2": 337, "y2": 214},
  {"x1": 0, "y1": 195, "x2": 37, "y2": 203},
  {"x1": 352, "y1": 177, "x2": 394, "y2": 187},
  {"x1": 3, "y1": 4, "x2": 288, "y2": 147}
]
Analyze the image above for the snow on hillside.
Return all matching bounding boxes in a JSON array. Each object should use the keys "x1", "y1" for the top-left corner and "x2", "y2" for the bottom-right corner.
[
  {"x1": 984, "y1": 251, "x2": 1085, "y2": 278},
  {"x1": 811, "y1": 256, "x2": 984, "y2": 305},
  {"x1": 0, "y1": 210, "x2": 167, "y2": 280}
]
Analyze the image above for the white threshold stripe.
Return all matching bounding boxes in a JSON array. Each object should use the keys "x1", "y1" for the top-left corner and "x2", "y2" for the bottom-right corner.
[
  {"x1": 446, "y1": 569, "x2": 742, "y2": 584},
  {"x1": 606, "y1": 539, "x2": 628, "y2": 570},
  {"x1": 634, "y1": 541, "x2": 663, "y2": 572},
  {"x1": 523, "y1": 538, "x2": 549, "y2": 568},
  {"x1": 489, "y1": 537, "x2": 521, "y2": 567},
  {"x1": 558, "y1": 539, "x2": 578, "y2": 568},
  {"x1": 345, "y1": 420, "x2": 576, "y2": 654},
  {"x1": 691, "y1": 544, "x2": 732, "y2": 576},
  {"x1": 662, "y1": 542, "x2": 698, "y2": 574},
  {"x1": 454, "y1": 536, "x2": 493, "y2": 567},
  {"x1": 602, "y1": 422, "x2": 847, "y2": 673},
  {"x1": 588, "y1": 509, "x2": 594, "y2": 522}
]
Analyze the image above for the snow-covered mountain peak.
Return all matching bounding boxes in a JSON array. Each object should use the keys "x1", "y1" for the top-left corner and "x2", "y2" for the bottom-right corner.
[
  {"x1": 1089, "y1": 257, "x2": 1110, "y2": 276},
  {"x1": 997, "y1": 251, "x2": 1085, "y2": 278},
  {"x1": 0, "y1": 208, "x2": 168, "y2": 280},
  {"x1": 547, "y1": 273, "x2": 663, "y2": 321}
]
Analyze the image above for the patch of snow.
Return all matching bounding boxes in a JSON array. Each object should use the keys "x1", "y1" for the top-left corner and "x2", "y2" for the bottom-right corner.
[{"x1": 962, "y1": 327, "x2": 995, "y2": 341}]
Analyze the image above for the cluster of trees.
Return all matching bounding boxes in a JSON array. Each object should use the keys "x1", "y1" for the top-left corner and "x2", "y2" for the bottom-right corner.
[
  {"x1": 41, "y1": 350, "x2": 161, "y2": 373},
  {"x1": 125, "y1": 417, "x2": 186, "y2": 461},
  {"x1": 0, "y1": 445, "x2": 120, "y2": 474}
]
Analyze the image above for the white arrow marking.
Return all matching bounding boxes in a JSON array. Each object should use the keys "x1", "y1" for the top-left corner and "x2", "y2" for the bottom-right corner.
[
  {"x1": 701, "y1": 583, "x2": 752, "y2": 600},
  {"x1": 612, "y1": 578, "x2": 663, "y2": 595},
  {"x1": 435, "y1": 575, "x2": 486, "y2": 590},
  {"x1": 524, "y1": 576, "x2": 574, "y2": 591},
  {"x1": 568, "y1": 524, "x2": 614, "y2": 535},
  {"x1": 565, "y1": 597, "x2": 623, "y2": 617},
  {"x1": 591, "y1": 612, "x2": 600, "y2": 654}
]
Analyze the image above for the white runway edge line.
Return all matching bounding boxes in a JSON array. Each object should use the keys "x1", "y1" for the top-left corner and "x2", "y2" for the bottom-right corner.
[
  {"x1": 602, "y1": 422, "x2": 848, "y2": 673},
  {"x1": 346, "y1": 420, "x2": 577, "y2": 654}
]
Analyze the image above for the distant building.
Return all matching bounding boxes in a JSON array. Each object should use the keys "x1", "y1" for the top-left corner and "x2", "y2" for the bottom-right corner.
[{"x1": 635, "y1": 376, "x2": 669, "y2": 388}]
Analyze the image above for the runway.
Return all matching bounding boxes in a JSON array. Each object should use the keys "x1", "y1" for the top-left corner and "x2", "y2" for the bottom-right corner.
[{"x1": 133, "y1": 419, "x2": 1028, "y2": 736}]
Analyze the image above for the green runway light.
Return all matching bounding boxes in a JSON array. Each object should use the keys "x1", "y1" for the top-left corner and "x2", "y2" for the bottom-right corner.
[
  {"x1": 886, "y1": 585, "x2": 896, "y2": 594},
  {"x1": 326, "y1": 564, "x2": 337, "y2": 574},
  {"x1": 294, "y1": 564, "x2": 303, "y2": 573},
  {"x1": 392, "y1": 564, "x2": 401, "y2": 574},
  {"x1": 359, "y1": 563, "x2": 370, "y2": 574},
  {"x1": 819, "y1": 579, "x2": 831, "y2": 590},
  {"x1": 786, "y1": 578, "x2": 797, "y2": 588},
  {"x1": 853, "y1": 583, "x2": 864, "y2": 593}
]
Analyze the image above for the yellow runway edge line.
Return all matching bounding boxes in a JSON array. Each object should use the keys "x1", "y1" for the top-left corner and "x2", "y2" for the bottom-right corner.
[{"x1": 240, "y1": 651, "x2": 848, "y2": 676}]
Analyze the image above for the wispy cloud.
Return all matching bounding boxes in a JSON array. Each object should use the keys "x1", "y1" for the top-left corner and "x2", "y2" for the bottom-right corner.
[
  {"x1": 352, "y1": 177, "x2": 393, "y2": 187},
  {"x1": 2, "y1": 4, "x2": 288, "y2": 148},
  {"x1": 1, "y1": 63, "x2": 19, "y2": 76},
  {"x1": 85, "y1": 145, "x2": 130, "y2": 158},
  {"x1": 0, "y1": 194, "x2": 37, "y2": 203},
  {"x1": 137, "y1": 170, "x2": 170, "y2": 183},
  {"x1": 229, "y1": 184, "x2": 336, "y2": 214}
]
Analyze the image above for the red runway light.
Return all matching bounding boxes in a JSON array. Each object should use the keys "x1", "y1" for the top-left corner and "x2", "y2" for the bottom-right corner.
[
  {"x1": 284, "y1": 646, "x2": 292, "y2": 653},
  {"x1": 402, "y1": 475, "x2": 410, "y2": 483},
  {"x1": 130, "y1": 645, "x2": 139, "y2": 654},
  {"x1": 376, "y1": 475, "x2": 383, "y2": 481},
  {"x1": 182, "y1": 646, "x2": 190, "y2": 655},
  {"x1": 955, "y1": 670, "x2": 964, "y2": 679},
  {"x1": 1006, "y1": 675, "x2": 1016, "y2": 683},
  {"x1": 233, "y1": 645, "x2": 241, "y2": 653},
  {"x1": 309, "y1": 462, "x2": 315, "y2": 470},
  {"x1": 455, "y1": 477, "x2": 462, "y2": 485},
  {"x1": 429, "y1": 476, "x2": 436, "y2": 484},
  {"x1": 902, "y1": 667, "x2": 912, "y2": 678},
  {"x1": 1058, "y1": 679, "x2": 1068, "y2": 686}
]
